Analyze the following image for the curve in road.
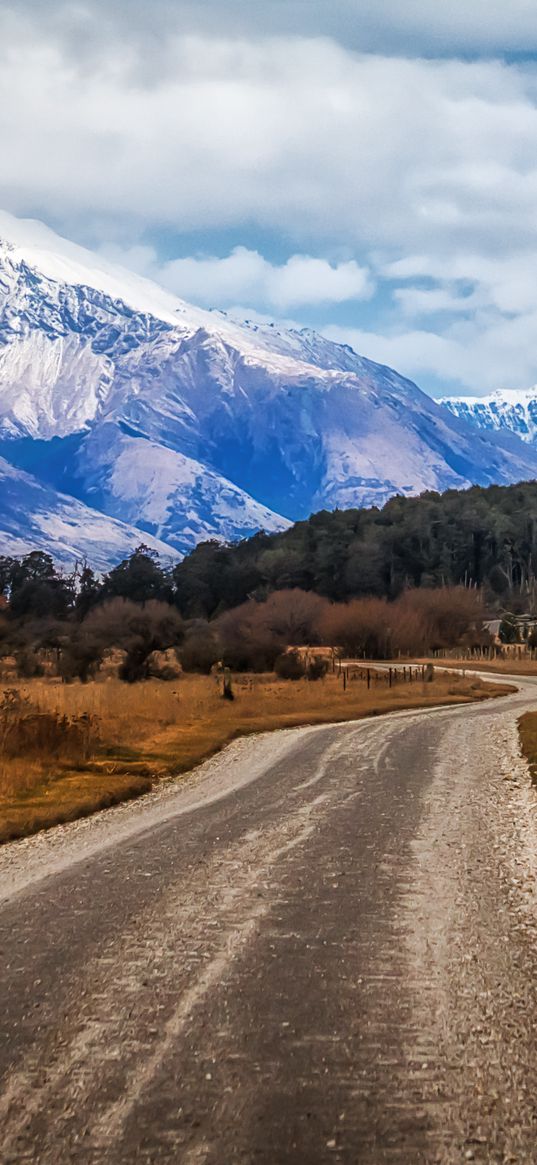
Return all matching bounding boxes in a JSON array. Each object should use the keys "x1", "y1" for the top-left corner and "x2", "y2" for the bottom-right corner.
[{"x1": 1, "y1": 678, "x2": 537, "y2": 1163}]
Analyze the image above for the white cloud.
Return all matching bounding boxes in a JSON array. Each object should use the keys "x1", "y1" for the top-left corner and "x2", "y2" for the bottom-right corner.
[
  {"x1": 2, "y1": 29, "x2": 537, "y2": 257},
  {"x1": 102, "y1": 244, "x2": 373, "y2": 310},
  {"x1": 3, "y1": 14, "x2": 537, "y2": 392},
  {"x1": 325, "y1": 308, "x2": 537, "y2": 395},
  {"x1": 7, "y1": 1, "x2": 537, "y2": 57},
  {"x1": 162, "y1": 250, "x2": 372, "y2": 309},
  {"x1": 384, "y1": 252, "x2": 537, "y2": 317}
]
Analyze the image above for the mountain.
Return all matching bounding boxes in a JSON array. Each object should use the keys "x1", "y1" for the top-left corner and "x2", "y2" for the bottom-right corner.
[
  {"x1": 441, "y1": 388, "x2": 537, "y2": 446},
  {"x1": 0, "y1": 455, "x2": 177, "y2": 571},
  {"x1": 2, "y1": 208, "x2": 537, "y2": 566}
]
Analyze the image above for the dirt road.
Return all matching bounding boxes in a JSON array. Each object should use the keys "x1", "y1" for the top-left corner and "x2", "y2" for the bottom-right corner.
[{"x1": 1, "y1": 679, "x2": 537, "y2": 1163}]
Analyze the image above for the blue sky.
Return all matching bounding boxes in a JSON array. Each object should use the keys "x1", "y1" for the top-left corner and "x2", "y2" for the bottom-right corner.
[{"x1": 2, "y1": 2, "x2": 537, "y2": 397}]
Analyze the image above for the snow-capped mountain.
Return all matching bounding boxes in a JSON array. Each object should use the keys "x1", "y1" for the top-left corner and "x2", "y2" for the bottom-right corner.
[
  {"x1": 0, "y1": 456, "x2": 178, "y2": 571},
  {"x1": 2, "y1": 208, "x2": 537, "y2": 566},
  {"x1": 441, "y1": 388, "x2": 537, "y2": 446}
]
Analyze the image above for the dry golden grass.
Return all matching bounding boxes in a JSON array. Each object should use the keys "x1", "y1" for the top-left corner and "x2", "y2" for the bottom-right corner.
[
  {"x1": 436, "y1": 657, "x2": 537, "y2": 676},
  {"x1": 518, "y1": 712, "x2": 537, "y2": 786},
  {"x1": 0, "y1": 669, "x2": 512, "y2": 844}
]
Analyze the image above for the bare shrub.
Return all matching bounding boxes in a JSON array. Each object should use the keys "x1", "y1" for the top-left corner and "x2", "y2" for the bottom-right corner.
[
  {"x1": 79, "y1": 598, "x2": 184, "y2": 682},
  {"x1": 306, "y1": 656, "x2": 329, "y2": 681},
  {"x1": 256, "y1": 589, "x2": 331, "y2": 646},
  {"x1": 215, "y1": 601, "x2": 285, "y2": 671},
  {"x1": 319, "y1": 588, "x2": 484, "y2": 659},
  {"x1": 274, "y1": 651, "x2": 306, "y2": 680},
  {"x1": 0, "y1": 689, "x2": 98, "y2": 763},
  {"x1": 389, "y1": 598, "x2": 429, "y2": 657},
  {"x1": 398, "y1": 587, "x2": 483, "y2": 651},
  {"x1": 319, "y1": 598, "x2": 391, "y2": 658},
  {"x1": 180, "y1": 622, "x2": 221, "y2": 674}
]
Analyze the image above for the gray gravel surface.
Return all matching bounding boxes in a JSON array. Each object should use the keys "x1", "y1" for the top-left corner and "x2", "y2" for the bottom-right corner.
[{"x1": 1, "y1": 680, "x2": 537, "y2": 1163}]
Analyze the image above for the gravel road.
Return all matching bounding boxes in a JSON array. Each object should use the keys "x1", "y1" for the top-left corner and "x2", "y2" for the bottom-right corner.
[{"x1": 1, "y1": 679, "x2": 537, "y2": 1164}]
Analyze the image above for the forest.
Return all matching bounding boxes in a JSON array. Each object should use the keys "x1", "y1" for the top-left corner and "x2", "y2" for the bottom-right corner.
[{"x1": 171, "y1": 480, "x2": 537, "y2": 618}]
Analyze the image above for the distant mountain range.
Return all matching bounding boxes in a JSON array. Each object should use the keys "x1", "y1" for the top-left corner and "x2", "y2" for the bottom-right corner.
[
  {"x1": 0, "y1": 454, "x2": 174, "y2": 572},
  {"x1": 441, "y1": 389, "x2": 537, "y2": 446},
  {"x1": 2, "y1": 209, "x2": 537, "y2": 568}
]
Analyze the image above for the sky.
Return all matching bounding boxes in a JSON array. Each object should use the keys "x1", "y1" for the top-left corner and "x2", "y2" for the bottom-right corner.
[{"x1": 2, "y1": 2, "x2": 537, "y2": 396}]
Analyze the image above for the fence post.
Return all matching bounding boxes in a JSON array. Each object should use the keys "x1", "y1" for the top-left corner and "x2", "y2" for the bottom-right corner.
[{"x1": 222, "y1": 667, "x2": 234, "y2": 701}]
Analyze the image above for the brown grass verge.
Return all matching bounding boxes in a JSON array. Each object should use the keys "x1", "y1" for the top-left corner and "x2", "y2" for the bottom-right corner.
[
  {"x1": 0, "y1": 670, "x2": 513, "y2": 845},
  {"x1": 518, "y1": 711, "x2": 537, "y2": 787},
  {"x1": 434, "y1": 658, "x2": 537, "y2": 676}
]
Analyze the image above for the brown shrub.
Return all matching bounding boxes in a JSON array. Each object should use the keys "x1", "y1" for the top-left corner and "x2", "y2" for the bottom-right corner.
[
  {"x1": 255, "y1": 589, "x2": 331, "y2": 646},
  {"x1": 215, "y1": 601, "x2": 284, "y2": 671},
  {"x1": 78, "y1": 598, "x2": 185, "y2": 682},
  {"x1": 398, "y1": 587, "x2": 483, "y2": 650},
  {"x1": 319, "y1": 588, "x2": 484, "y2": 659},
  {"x1": 319, "y1": 598, "x2": 391, "y2": 658},
  {"x1": 0, "y1": 689, "x2": 98, "y2": 763},
  {"x1": 274, "y1": 651, "x2": 306, "y2": 680},
  {"x1": 180, "y1": 622, "x2": 221, "y2": 674}
]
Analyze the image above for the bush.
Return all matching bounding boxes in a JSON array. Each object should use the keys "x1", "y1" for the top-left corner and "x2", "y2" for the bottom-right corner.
[
  {"x1": 82, "y1": 598, "x2": 184, "y2": 682},
  {"x1": 0, "y1": 689, "x2": 98, "y2": 762},
  {"x1": 58, "y1": 633, "x2": 103, "y2": 683},
  {"x1": 180, "y1": 623, "x2": 221, "y2": 674},
  {"x1": 320, "y1": 598, "x2": 390, "y2": 658},
  {"x1": 253, "y1": 589, "x2": 331, "y2": 646},
  {"x1": 119, "y1": 643, "x2": 152, "y2": 684},
  {"x1": 306, "y1": 656, "x2": 329, "y2": 681},
  {"x1": 399, "y1": 587, "x2": 484, "y2": 651},
  {"x1": 216, "y1": 601, "x2": 285, "y2": 671},
  {"x1": 274, "y1": 651, "x2": 306, "y2": 680},
  {"x1": 15, "y1": 649, "x2": 44, "y2": 679},
  {"x1": 499, "y1": 614, "x2": 519, "y2": 645}
]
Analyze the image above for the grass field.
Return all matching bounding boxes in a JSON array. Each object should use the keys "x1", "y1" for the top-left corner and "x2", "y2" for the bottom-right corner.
[
  {"x1": 435, "y1": 658, "x2": 537, "y2": 676},
  {"x1": 0, "y1": 669, "x2": 512, "y2": 844},
  {"x1": 518, "y1": 711, "x2": 537, "y2": 787}
]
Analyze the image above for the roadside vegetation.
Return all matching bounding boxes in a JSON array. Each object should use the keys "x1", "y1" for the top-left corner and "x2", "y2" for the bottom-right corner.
[
  {"x1": 0, "y1": 669, "x2": 510, "y2": 844},
  {"x1": 518, "y1": 712, "x2": 537, "y2": 787}
]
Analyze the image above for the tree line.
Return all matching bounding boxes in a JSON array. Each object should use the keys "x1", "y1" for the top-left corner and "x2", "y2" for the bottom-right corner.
[
  {"x1": 0, "y1": 543, "x2": 486, "y2": 683},
  {"x1": 171, "y1": 480, "x2": 537, "y2": 618},
  {"x1": 7, "y1": 477, "x2": 537, "y2": 680}
]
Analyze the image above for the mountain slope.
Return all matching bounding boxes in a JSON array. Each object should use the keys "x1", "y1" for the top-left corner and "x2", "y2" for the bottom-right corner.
[
  {"x1": 2, "y1": 208, "x2": 537, "y2": 564},
  {"x1": 441, "y1": 388, "x2": 537, "y2": 446},
  {"x1": 0, "y1": 455, "x2": 178, "y2": 571}
]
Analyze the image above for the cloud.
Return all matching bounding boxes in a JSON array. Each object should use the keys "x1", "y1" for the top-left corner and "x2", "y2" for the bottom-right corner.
[
  {"x1": 3, "y1": 12, "x2": 537, "y2": 392},
  {"x1": 2, "y1": 30, "x2": 537, "y2": 258},
  {"x1": 325, "y1": 307, "x2": 537, "y2": 395},
  {"x1": 102, "y1": 243, "x2": 372, "y2": 310},
  {"x1": 105, "y1": 246, "x2": 373, "y2": 310},
  {"x1": 5, "y1": 0, "x2": 537, "y2": 57}
]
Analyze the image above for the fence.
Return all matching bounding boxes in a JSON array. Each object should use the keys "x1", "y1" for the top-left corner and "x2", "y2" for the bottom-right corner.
[
  {"x1": 432, "y1": 645, "x2": 537, "y2": 661},
  {"x1": 337, "y1": 663, "x2": 434, "y2": 691}
]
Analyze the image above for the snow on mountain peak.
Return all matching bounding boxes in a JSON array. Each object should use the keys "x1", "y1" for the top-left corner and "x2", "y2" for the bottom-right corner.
[
  {"x1": 3, "y1": 207, "x2": 537, "y2": 566},
  {"x1": 441, "y1": 386, "x2": 537, "y2": 445},
  {"x1": 0, "y1": 208, "x2": 197, "y2": 328}
]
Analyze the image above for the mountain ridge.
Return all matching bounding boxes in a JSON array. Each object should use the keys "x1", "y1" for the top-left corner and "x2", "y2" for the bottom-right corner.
[
  {"x1": 0, "y1": 455, "x2": 178, "y2": 571},
  {"x1": 2, "y1": 209, "x2": 537, "y2": 566},
  {"x1": 441, "y1": 387, "x2": 537, "y2": 446}
]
